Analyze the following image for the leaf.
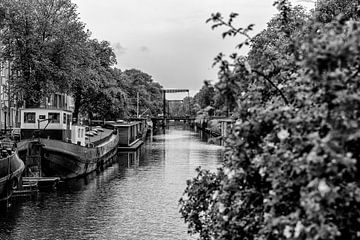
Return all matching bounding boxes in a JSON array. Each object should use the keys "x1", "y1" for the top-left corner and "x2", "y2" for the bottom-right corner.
[
  {"x1": 230, "y1": 53, "x2": 237, "y2": 59},
  {"x1": 211, "y1": 23, "x2": 222, "y2": 30},
  {"x1": 247, "y1": 24, "x2": 255, "y2": 31},
  {"x1": 229, "y1": 12, "x2": 239, "y2": 19},
  {"x1": 237, "y1": 43, "x2": 244, "y2": 49}
]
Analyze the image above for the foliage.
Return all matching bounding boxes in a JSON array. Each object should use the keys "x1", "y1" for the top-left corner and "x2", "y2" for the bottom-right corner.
[
  {"x1": 0, "y1": 0, "x2": 164, "y2": 121},
  {"x1": 71, "y1": 39, "x2": 124, "y2": 121},
  {"x1": 180, "y1": 1, "x2": 360, "y2": 239},
  {"x1": 0, "y1": 0, "x2": 88, "y2": 107},
  {"x1": 194, "y1": 81, "x2": 216, "y2": 109},
  {"x1": 120, "y1": 69, "x2": 163, "y2": 118}
]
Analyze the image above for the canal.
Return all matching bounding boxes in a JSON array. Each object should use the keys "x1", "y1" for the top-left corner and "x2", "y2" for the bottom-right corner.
[{"x1": 0, "y1": 125, "x2": 224, "y2": 240}]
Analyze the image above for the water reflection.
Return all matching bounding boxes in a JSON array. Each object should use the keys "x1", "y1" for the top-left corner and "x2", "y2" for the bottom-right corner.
[{"x1": 0, "y1": 126, "x2": 223, "y2": 240}]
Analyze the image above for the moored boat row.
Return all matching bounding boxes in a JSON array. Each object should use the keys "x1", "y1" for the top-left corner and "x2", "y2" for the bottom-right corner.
[
  {"x1": 0, "y1": 105, "x2": 150, "y2": 206},
  {"x1": 0, "y1": 89, "x2": 154, "y2": 208}
]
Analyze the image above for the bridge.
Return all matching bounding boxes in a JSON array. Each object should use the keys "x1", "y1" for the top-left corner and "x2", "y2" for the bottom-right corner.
[
  {"x1": 161, "y1": 88, "x2": 191, "y2": 118},
  {"x1": 151, "y1": 116, "x2": 195, "y2": 121},
  {"x1": 152, "y1": 88, "x2": 196, "y2": 128},
  {"x1": 151, "y1": 116, "x2": 196, "y2": 129}
]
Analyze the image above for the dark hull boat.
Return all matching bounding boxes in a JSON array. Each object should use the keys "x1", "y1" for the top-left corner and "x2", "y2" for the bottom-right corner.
[
  {"x1": 17, "y1": 102, "x2": 120, "y2": 180},
  {"x1": 0, "y1": 149, "x2": 25, "y2": 203},
  {"x1": 18, "y1": 131, "x2": 119, "y2": 180},
  {"x1": 41, "y1": 133, "x2": 119, "y2": 179}
]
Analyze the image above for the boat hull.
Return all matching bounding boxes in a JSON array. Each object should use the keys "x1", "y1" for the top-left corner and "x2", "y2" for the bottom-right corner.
[
  {"x1": 18, "y1": 132, "x2": 119, "y2": 180},
  {"x1": 0, "y1": 152, "x2": 25, "y2": 203},
  {"x1": 43, "y1": 133, "x2": 119, "y2": 179}
]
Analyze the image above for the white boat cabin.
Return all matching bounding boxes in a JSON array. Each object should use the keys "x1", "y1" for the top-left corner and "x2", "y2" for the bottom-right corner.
[
  {"x1": 20, "y1": 108, "x2": 73, "y2": 142},
  {"x1": 71, "y1": 125, "x2": 86, "y2": 146}
]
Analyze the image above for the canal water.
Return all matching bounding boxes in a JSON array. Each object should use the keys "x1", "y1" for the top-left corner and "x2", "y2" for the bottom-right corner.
[{"x1": 0, "y1": 125, "x2": 223, "y2": 240}]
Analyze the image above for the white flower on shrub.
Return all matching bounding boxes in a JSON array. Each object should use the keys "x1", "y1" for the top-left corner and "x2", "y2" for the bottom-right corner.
[
  {"x1": 212, "y1": 190, "x2": 219, "y2": 200},
  {"x1": 277, "y1": 129, "x2": 290, "y2": 140},
  {"x1": 218, "y1": 203, "x2": 226, "y2": 213},
  {"x1": 283, "y1": 225, "x2": 292, "y2": 238},
  {"x1": 259, "y1": 167, "x2": 266, "y2": 177},
  {"x1": 294, "y1": 221, "x2": 304, "y2": 238},
  {"x1": 318, "y1": 179, "x2": 331, "y2": 197},
  {"x1": 224, "y1": 167, "x2": 236, "y2": 179}
]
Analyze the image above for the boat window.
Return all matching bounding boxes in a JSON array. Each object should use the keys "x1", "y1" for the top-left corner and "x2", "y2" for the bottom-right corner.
[
  {"x1": 67, "y1": 114, "x2": 71, "y2": 124},
  {"x1": 48, "y1": 112, "x2": 60, "y2": 123},
  {"x1": 63, "y1": 113, "x2": 66, "y2": 124},
  {"x1": 24, "y1": 112, "x2": 36, "y2": 123},
  {"x1": 78, "y1": 128, "x2": 80, "y2": 138}
]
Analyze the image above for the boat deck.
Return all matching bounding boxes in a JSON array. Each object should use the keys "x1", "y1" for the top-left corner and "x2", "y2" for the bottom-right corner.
[{"x1": 86, "y1": 128, "x2": 113, "y2": 144}]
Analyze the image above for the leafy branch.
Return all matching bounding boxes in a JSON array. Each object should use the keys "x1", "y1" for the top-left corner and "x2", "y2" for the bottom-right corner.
[{"x1": 206, "y1": 12, "x2": 253, "y2": 49}]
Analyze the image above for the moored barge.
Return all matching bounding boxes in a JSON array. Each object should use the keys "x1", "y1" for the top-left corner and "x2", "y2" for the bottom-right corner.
[
  {"x1": 0, "y1": 139, "x2": 25, "y2": 204},
  {"x1": 17, "y1": 96, "x2": 120, "y2": 180}
]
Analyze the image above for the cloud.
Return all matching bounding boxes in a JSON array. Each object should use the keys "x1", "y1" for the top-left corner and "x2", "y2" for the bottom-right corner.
[
  {"x1": 113, "y1": 42, "x2": 127, "y2": 55},
  {"x1": 140, "y1": 46, "x2": 149, "y2": 53}
]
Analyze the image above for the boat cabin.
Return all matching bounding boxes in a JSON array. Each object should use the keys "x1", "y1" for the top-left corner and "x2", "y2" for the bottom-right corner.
[
  {"x1": 20, "y1": 108, "x2": 73, "y2": 141},
  {"x1": 71, "y1": 125, "x2": 86, "y2": 146},
  {"x1": 104, "y1": 121, "x2": 143, "y2": 147}
]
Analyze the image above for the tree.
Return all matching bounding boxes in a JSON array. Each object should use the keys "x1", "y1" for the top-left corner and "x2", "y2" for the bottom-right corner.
[
  {"x1": 194, "y1": 81, "x2": 216, "y2": 109},
  {"x1": 70, "y1": 39, "x2": 122, "y2": 121},
  {"x1": 0, "y1": 0, "x2": 88, "y2": 107},
  {"x1": 121, "y1": 69, "x2": 163, "y2": 117},
  {"x1": 180, "y1": 1, "x2": 360, "y2": 239}
]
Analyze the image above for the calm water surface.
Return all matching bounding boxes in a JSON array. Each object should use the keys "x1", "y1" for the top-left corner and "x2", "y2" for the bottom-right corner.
[{"x1": 0, "y1": 126, "x2": 223, "y2": 240}]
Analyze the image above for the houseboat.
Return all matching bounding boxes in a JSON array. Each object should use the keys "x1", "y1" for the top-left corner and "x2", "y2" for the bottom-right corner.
[
  {"x1": 104, "y1": 119, "x2": 147, "y2": 151},
  {"x1": 17, "y1": 94, "x2": 120, "y2": 180},
  {"x1": 0, "y1": 139, "x2": 25, "y2": 204}
]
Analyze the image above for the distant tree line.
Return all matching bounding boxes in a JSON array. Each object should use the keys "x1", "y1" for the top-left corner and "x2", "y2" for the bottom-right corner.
[
  {"x1": 0, "y1": 0, "x2": 163, "y2": 122},
  {"x1": 180, "y1": 0, "x2": 360, "y2": 239}
]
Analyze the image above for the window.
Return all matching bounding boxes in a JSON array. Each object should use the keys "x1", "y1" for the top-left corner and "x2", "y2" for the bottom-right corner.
[
  {"x1": 78, "y1": 128, "x2": 80, "y2": 138},
  {"x1": 63, "y1": 113, "x2": 66, "y2": 124},
  {"x1": 24, "y1": 112, "x2": 36, "y2": 123},
  {"x1": 0, "y1": 62, "x2": 3, "y2": 76},
  {"x1": 48, "y1": 112, "x2": 60, "y2": 123}
]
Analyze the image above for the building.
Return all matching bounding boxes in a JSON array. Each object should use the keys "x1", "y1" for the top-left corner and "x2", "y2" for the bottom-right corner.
[{"x1": 0, "y1": 60, "x2": 17, "y2": 131}]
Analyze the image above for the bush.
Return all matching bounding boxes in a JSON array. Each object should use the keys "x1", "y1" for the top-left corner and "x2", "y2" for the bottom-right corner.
[{"x1": 180, "y1": 1, "x2": 360, "y2": 239}]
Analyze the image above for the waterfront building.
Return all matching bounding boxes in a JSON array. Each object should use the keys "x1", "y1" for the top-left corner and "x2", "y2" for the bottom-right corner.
[{"x1": 0, "y1": 60, "x2": 17, "y2": 131}]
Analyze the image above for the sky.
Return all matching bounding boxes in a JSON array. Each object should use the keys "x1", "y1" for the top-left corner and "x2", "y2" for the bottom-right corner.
[{"x1": 72, "y1": 0, "x2": 314, "y2": 99}]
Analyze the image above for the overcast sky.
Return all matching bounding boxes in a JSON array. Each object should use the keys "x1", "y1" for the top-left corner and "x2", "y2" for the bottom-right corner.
[{"x1": 72, "y1": 0, "x2": 314, "y2": 98}]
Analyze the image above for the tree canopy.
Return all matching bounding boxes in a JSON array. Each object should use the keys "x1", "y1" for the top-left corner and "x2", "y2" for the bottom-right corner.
[
  {"x1": 0, "y1": 0, "x2": 164, "y2": 121},
  {"x1": 0, "y1": 0, "x2": 88, "y2": 107}
]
